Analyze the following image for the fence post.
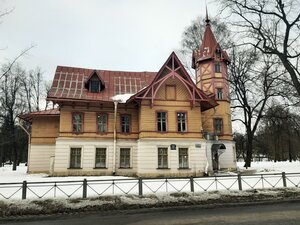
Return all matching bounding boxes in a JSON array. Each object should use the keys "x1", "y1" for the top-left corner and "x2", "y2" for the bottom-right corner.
[
  {"x1": 138, "y1": 177, "x2": 143, "y2": 197},
  {"x1": 22, "y1": 181, "x2": 27, "y2": 200},
  {"x1": 82, "y1": 179, "x2": 87, "y2": 198},
  {"x1": 237, "y1": 173, "x2": 242, "y2": 191},
  {"x1": 282, "y1": 172, "x2": 287, "y2": 187},
  {"x1": 190, "y1": 176, "x2": 194, "y2": 193}
]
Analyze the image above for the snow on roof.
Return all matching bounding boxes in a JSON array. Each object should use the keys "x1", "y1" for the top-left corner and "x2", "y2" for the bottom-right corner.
[{"x1": 111, "y1": 93, "x2": 134, "y2": 103}]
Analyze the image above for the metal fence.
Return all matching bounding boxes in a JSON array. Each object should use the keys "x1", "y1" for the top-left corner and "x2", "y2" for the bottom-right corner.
[{"x1": 0, "y1": 172, "x2": 299, "y2": 200}]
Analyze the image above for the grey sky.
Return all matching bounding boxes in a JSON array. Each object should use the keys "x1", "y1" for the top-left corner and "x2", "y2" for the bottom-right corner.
[{"x1": 0, "y1": 0, "x2": 219, "y2": 81}]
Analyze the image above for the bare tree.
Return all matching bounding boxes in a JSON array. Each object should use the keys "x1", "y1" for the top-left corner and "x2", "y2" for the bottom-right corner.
[
  {"x1": 221, "y1": 0, "x2": 300, "y2": 97},
  {"x1": 0, "y1": 63, "x2": 27, "y2": 170},
  {"x1": 21, "y1": 67, "x2": 43, "y2": 112},
  {"x1": 44, "y1": 80, "x2": 53, "y2": 110},
  {"x1": 0, "y1": 6, "x2": 14, "y2": 20},
  {"x1": 233, "y1": 132, "x2": 247, "y2": 161},
  {"x1": 258, "y1": 104, "x2": 300, "y2": 161},
  {"x1": 229, "y1": 46, "x2": 287, "y2": 167},
  {"x1": 0, "y1": 45, "x2": 35, "y2": 80}
]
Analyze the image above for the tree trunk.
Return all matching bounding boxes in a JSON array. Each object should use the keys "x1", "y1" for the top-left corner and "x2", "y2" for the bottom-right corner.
[
  {"x1": 278, "y1": 55, "x2": 300, "y2": 97},
  {"x1": 244, "y1": 134, "x2": 253, "y2": 168},
  {"x1": 9, "y1": 110, "x2": 17, "y2": 171}
]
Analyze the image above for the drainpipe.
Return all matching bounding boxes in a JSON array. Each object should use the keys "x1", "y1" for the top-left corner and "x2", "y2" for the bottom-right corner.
[
  {"x1": 113, "y1": 101, "x2": 118, "y2": 175},
  {"x1": 205, "y1": 141, "x2": 209, "y2": 175},
  {"x1": 17, "y1": 119, "x2": 31, "y2": 173},
  {"x1": 203, "y1": 132, "x2": 209, "y2": 176}
]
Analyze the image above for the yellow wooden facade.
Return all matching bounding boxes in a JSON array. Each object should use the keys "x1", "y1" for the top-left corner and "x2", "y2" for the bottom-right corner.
[
  {"x1": 31, "y1": 117, "x2": 59, "y2": 145},
  {"x1": 195, "y1": 62, "x2": 233, "y2": 141},
  {"x1": 32, "y1": 75, "x2": 209, "y2": 143}
]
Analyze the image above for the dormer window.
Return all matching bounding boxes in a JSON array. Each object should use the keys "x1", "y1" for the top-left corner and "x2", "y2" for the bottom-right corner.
[
  {"x1": 85, "y1": 70, "x2": 105, "y2": 93},
  {"x1": 90, "y1": 76, "x2": 100, "y2": 93}
]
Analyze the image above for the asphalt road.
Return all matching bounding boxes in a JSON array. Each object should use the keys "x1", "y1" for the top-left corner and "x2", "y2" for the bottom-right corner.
[{"x1": 2, "y1": 201, "x2": 300, "y2": 225}]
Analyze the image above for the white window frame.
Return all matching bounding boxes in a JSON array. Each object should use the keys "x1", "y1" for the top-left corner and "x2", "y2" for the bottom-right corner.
[
  {"x1": 94, "y1": 147, "x2": 108, "y2": 168},
  {"x1": 119, "y1": 147, "x2": 132, "y2": 168},
  {"x1": 69, "y1": 146, "x2": 83, "y2": 169},
  {"x1": 178, "y1": 147, "x2": 189, "y2": 169},
  {"x1": 157, "y1": 147, "x2": 169, "y2": 169}
]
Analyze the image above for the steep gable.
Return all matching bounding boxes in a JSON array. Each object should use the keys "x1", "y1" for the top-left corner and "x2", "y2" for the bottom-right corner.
[{"x1": 128, "y1": 52, "x2": 217, "y2": 111}]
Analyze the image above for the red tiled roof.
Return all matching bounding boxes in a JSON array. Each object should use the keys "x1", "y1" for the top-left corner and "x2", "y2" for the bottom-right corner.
[
  {"x1": 47, "y1": 66, "x2": 157, "y2": 103},
  {"x1": 18, "y1": 108, "x2": 60, "y2": 122},
  {"x1": 192, "y1": 22, "x2": 230, "y2": 68}
]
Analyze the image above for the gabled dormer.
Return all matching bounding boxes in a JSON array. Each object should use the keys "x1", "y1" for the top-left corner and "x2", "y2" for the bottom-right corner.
[{"x1": 85, "y1": 70, "x2": 105, "y2": 93}]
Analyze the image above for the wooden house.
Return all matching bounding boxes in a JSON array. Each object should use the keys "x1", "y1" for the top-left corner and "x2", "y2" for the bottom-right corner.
[{"x1": 20, "y1": 17, "x2": 236, "y2": 177}]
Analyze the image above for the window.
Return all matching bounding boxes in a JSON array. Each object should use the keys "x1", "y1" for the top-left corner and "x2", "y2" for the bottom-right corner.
[
  {"x1": 177, "y1": 112, "x2": 187, "y2": 132},
  {"x1": 86, "y1": 72, "x2": 105, "y2": 93},
  {"x1": 215, "y1": 62, "x2": 221, "y2": 73},
  {"x1": 179, "y1": 148, "x2": 189, "y2": 168},
  {"x1": 214, "y1": 118, "x2": 223, "y2": 135},
  {"x1": 97, "y1": 113, "x2": 107, "y2": 133},
  {"x1": 120, "y1": 148, "x2": 130, "y2": 168},
  {"x1": 70, "y1": 148, "x2": 81, "y2": 168},
  {"x1": 158, "y1": 147, "x2": 168, "y2": 168},
  {"x1": 72, "y1": 112, "x2": 83, "y2": 133},
  {"x1": 95, "y1": 148, "x2": 106, "y2": 168},
  {"x1": 89, "y1": 74, "x2": 101, "y2": 93},
  {"x1": 217, "y1": 88, "x2": 223, "y2": 100},
  {"x1": 215, "y1": 48, "x2": 221, "y2": 58},
  {"x1": 121, "y1": 115, "x2": 130, "y2": 133},
  {"x1": 166, "y1": 85, "x2": 176, "y2": 100},
  {"x1": 90, "y1": 80, "x2": 100, "y2": 93},
  {"x1": 157, "y1": 112, "x2": 167, "y2": 132}
]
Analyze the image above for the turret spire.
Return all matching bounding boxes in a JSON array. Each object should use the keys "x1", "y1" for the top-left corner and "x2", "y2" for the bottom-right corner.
[{"x1": 205, "y1": 5, "x2": 210, "y2": 26}]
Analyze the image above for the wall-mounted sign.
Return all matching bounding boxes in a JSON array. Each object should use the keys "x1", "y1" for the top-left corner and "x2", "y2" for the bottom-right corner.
[
  {"x1": 170, "y1": 144, "x2": 176, "y2": 150},
  {"x1": 195, "y1": 143, "x2": 201, "y2": 148}
]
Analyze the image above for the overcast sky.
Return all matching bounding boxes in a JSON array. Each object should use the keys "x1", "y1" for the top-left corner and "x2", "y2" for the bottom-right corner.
[{"x1": 0, "y1": 0, "x2": 219, "y2": 81}]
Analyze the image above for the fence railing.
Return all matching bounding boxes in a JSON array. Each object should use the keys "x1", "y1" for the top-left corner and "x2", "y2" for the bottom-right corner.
[{"x1": 0, "y1": 172, "x2": 299, "y2": 200}]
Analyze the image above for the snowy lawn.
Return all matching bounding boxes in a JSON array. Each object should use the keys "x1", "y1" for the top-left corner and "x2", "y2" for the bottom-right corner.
[
  {"x1": 237, "y1": 161, "x2": 300, "y2": 173},
  {"x1": 0, "y1": 164, "x2": 131, "y2": 183},
  {"x1": 1, "y1": 161, "x2": 299, "y2": 183},
  {"x1": 0, "y1": 162, "x2": 300, "y2": 200}
]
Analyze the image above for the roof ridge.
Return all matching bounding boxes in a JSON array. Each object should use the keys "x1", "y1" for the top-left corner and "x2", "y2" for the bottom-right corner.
[{"x1": 56, "y1": 65, "x2": 157, "y2": 74}]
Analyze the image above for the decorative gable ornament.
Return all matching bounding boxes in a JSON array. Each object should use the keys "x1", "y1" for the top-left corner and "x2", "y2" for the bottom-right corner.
[{"x1": 128, "y1": 52, "x2": 217, "y2": 111}]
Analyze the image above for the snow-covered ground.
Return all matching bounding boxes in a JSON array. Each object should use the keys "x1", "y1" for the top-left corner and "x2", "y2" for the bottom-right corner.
[
  {"x1": 0, "y1": 161, "x2": 299, "y2": 200},
  {"x1": 0, "y1": 164, "x2": 131, "y2": 183},
  {"x1": 1, "y1": 161, "x2": 299, "y2": 184},
  {"x1": 237, "y1": 161, "x2": 300, "y2": 173}
]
